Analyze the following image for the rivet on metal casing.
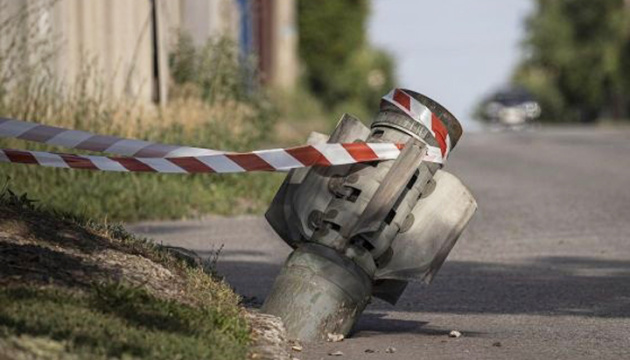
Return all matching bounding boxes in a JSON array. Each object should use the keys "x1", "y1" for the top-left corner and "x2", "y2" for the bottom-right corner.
[
  {"x1": 400, "y1": 213, "x2": 415, "y2": 234},
  {"x1": 420, "y1": 179, "x2": 437, "y2": 199},
  {"x1": 325, "y1": 209, "x2": 339, "y2": 219},
  {"x1": 308, "y1": 210, "x2": 324, "y2": 230},
  {"x1": 346, "y1": 173, "x2": 360, "y2": 184}
]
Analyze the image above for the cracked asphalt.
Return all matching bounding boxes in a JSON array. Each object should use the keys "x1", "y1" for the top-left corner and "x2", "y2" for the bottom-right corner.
[{"x1": 129, "y1": 127, "x2": 630, "y2": 360}]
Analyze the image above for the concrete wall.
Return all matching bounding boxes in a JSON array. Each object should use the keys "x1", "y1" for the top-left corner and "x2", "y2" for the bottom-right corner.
[
  {"x1": 0, "y1": 0, "x2": 297, "y2": 104},
  {"x1": 179, "y1": 0, "x2": 240, "y2": 47},
  {"x1": 269, "y1": 0, "x2": 298, "y2": 89},
  {"x1": 50, "y1": 0, "x2": 156, "y2": 103},
  {"x1": 0, "y1": 0, "x2": 158, "y2": 103}
]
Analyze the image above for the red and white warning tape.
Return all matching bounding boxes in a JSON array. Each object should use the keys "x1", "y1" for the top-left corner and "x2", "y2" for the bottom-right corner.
[
  {"x1": 382, "y1": 89, "x2": 452, "y2": 160},
  {"x1": 0, "y1": 143, "x2": 404, "y2": 173},
  {"x1": 0, "y1": 117, "x2": 223, "y2": 158},
  {"x1": 0, "y1": 117, "x2": 410, "y2": 174},
  {"x1": 0, "y1": 90, "x2": 449, "y2": 174}
]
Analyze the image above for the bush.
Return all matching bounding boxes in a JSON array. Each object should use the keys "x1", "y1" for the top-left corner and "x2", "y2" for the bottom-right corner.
[{"x1": 169, "y1": 32, "x2": 260, "y2": 104}]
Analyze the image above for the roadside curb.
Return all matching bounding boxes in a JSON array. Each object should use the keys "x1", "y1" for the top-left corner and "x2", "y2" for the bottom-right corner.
[{"x1": 247, "y1": 312, "x2": 291, "y2": 360}]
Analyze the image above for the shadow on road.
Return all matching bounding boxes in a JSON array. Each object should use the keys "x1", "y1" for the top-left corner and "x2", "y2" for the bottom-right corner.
[
  {"x1": 398, "y1": 257, "x2": 630, "y2": 318},
  {"x1": 209, "y1": 253, "x2": 630, "y2": 320},
  {"x1": 352, "y1": 312, "x2": 489, "y2": 338}
]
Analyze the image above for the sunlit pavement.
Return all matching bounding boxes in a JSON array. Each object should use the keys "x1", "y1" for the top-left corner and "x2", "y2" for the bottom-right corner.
[{"x1": 129, "y1": 127, "x2": 630, "y2": 360}]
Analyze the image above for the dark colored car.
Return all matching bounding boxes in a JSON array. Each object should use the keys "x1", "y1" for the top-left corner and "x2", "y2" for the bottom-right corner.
[{"x1": 484, "y1": 86, "x2": 541, "y2": 127}]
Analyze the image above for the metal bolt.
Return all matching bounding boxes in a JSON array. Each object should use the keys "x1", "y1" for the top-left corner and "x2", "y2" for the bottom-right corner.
[
  {"x1": 420, "y1": 179, "x2": 437, "y2": 199},
  {"x1": 308, "y1": 210, "x2": 324, "y2": 230},
  {"x1": 346, "y1": 173, "x2": 359, "y2": 184},
  {"x1": 325, "y1": 209, "x2": 339, "y2": 219},
  {"x1": 400, "y1": 213, "x2": 415, "y2": 233}
]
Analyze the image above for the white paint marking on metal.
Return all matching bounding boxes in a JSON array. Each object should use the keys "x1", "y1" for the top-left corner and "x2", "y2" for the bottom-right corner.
[{"x1": 424, "y1": 146, "x2": 444, "y2": 164}]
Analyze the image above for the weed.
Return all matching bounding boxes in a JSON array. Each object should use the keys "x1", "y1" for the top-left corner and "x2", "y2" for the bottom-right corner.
[{"x1": 203, "y1": 244, "x2": 225, "y2": 280}]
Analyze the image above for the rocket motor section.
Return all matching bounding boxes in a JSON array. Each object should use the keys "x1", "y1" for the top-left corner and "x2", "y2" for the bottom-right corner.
[{"x1": 263, "y1": 90, "x2": 476, "y2": 341}]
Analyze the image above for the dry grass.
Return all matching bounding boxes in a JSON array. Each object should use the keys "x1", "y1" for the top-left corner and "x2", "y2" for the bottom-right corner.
[
  {"x1": 0, "y1": 79, "x2": 282, "y2": 221},
  {"x1": 0, "y1": 2, "x2": 283, "y2": 221}
]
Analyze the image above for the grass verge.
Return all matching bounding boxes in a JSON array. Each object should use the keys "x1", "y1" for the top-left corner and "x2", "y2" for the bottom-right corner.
[
  {"x1": 0, "y1": 92, "x2": 285, "y2": 221},
  {"x1": 0, "y1": 189, "x2": 251, "y2": 359},
  {"x1": 0, "y1": 3, "x2": 284, "y2": 221}
]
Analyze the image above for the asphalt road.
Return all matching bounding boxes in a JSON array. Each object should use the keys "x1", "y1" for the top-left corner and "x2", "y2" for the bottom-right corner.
[{"x1": 129, "y1": 127, "x2": 630, "y2": 360}]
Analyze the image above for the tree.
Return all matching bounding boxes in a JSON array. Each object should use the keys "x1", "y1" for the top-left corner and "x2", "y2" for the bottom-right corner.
[
  {"x1": 514, "y1": 0, "x2": 630, "y2": 122},
  {"x1": 298, "y1": 0, "x2": 395, "y2": 114}
]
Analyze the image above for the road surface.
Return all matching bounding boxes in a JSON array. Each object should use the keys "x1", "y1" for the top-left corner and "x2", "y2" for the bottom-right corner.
[{"x1": 129, "y1": 128, "x2": 630, "y2": 360}]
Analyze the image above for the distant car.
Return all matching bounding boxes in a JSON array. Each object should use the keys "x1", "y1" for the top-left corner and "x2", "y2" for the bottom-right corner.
[{"x1": 484, "y1": 86, "x2": 541, "y2": 127}]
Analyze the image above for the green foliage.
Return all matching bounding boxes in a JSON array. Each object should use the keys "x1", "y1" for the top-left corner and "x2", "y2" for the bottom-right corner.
[
  {"x1": 514, "y1": 0, "x2": 630, "y2": 122},
  {"x1": 0, "y1": 284, "x2": 248, "y2": 360},
  {"x1": 0, "y1": 286, "x2": 249, "y2": 360},
  {"x1": 0, "y1": 168, "x2": 282, "y2": 222},
  {"x1": 0, "y1": 5, "x2": 282, "y2": 222},
  {"x1": 0, "y1": 109, "x2": 283, "y2": 221},
  {"x1": 298, "y1": 0, "x2": 395, "y2": 116},
  {"x1": 298, "y1": 0, "x2": 368, "y2": 90},
  {"x1": 331, "y1": 47, "x2": 396, "y2": 120},
  {"x1": 169, "y1": 32, "x2": 259, "y2": 103}
]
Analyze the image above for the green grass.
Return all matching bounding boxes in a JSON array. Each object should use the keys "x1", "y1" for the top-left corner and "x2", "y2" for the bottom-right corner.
[
  {"x1": 0, "y1": 1, "x2": 379, "y2": 223},
  {"x1": 0, "y1": 165, "x2": 283, "y2": 222},
  {"x1": 0, "y1": 285, "x2": 249, "y2": 360},
  {"x1": 0, "y1": 5, "x2": 285, "y2": 222},
  {"x1": 0, "y1": 92, "x2": 284, "y2": 222},
  {"x1": 0, "y1": 189, "x2": 251, "y2": 359}
]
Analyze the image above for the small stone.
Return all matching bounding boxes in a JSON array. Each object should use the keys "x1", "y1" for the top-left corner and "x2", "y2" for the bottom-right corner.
[
  {"x1": 493, "y1": 341, "x2": 502, "y2": 347},
  {"x1": 385, "y1": 347, "x2": 397, "y2": 354},
  {"x1": 291, "y1": 344, "x2": 303, "y2": 352},
  {"x1": 449, "y1": 330, "x2": 462, "y2": 338},
  {"x1": 327, "y1": 333, "x2": 345, "y2": 342},
  {"x1": 365, "y1": 349, "x2": 375, "y2": 353},
  {"x1": 329, "y1": 350, "x2": 344, "y2": 356}
]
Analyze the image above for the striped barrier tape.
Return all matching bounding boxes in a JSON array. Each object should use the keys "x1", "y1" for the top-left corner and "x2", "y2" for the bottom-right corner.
[
  {"x1": 0, "y1": 90, "x2": 449, "y2": 174},
  {"x1": 0, "y1": 117, "x2": 224, "y2": 158},
  {"x1": 0, "y1": 117, "x2": 412, "y2": 173},
  {"x1": 382, "y1": 89, "x2": 452, "y2": 160},
  {"x1": 0, "y1": 143, "x2": 405, "y2": 174}
]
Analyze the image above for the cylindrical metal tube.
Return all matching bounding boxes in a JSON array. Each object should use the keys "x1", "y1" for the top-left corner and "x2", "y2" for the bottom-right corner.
[{"x1": 261, "y1": 243, "x2": 372, "y2": 341}]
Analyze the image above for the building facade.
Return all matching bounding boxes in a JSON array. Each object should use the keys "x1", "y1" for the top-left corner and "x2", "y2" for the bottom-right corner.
[{"x1": 0, "y1": 0, "x2": 298, "y2": 104}]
